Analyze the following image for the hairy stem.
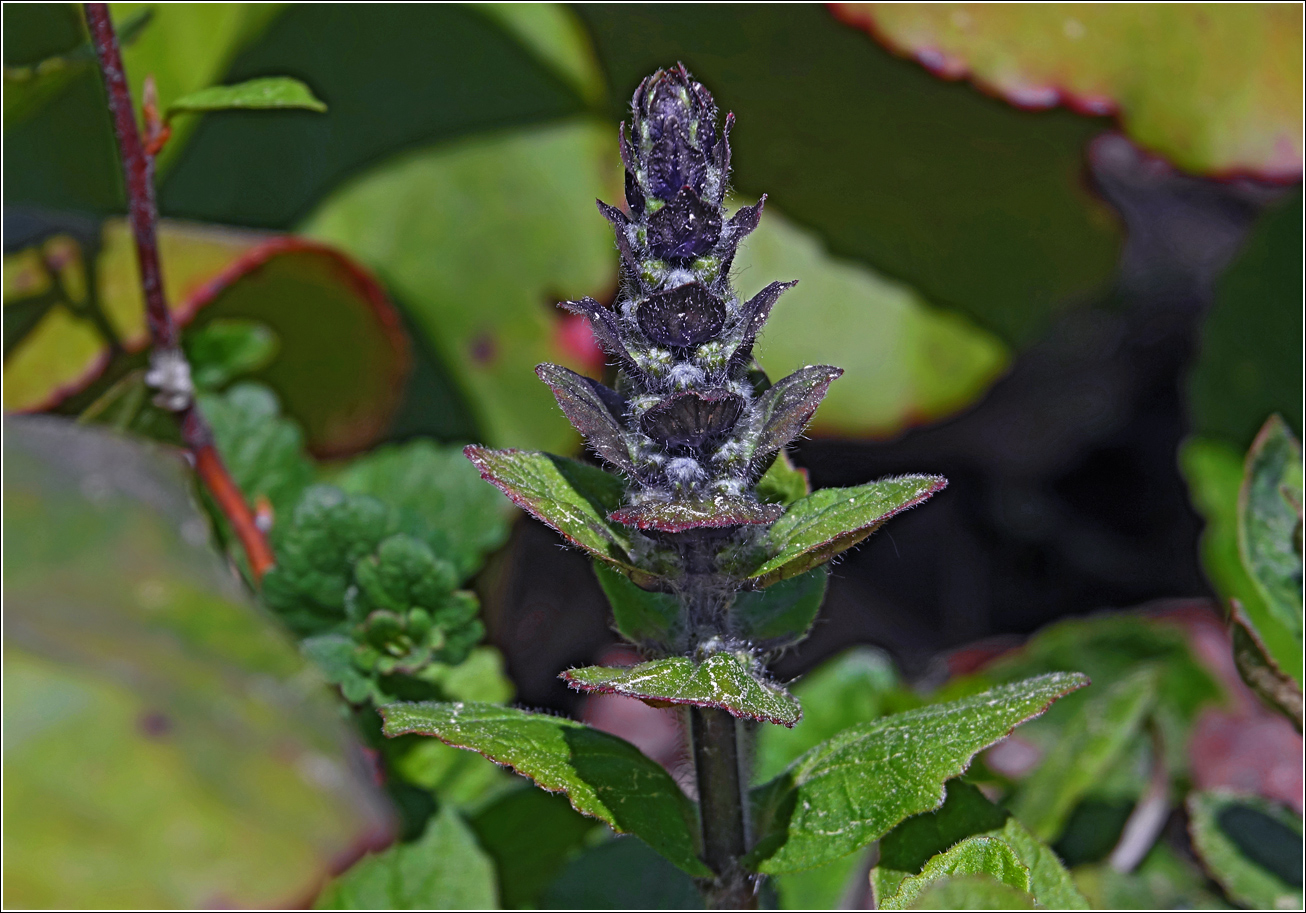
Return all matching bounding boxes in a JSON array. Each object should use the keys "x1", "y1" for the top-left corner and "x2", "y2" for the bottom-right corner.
[
  {"x1": 84, "y1": 2, "x2": 274, "y2": 581},
  {"x1": 692, "y1": 706, "x2": 757, "y2": 909}
]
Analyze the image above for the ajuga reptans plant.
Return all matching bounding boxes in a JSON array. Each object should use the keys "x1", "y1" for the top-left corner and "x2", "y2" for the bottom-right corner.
[{"x1": 382, "y1": 66, "x2": 1087, "y2": 909}]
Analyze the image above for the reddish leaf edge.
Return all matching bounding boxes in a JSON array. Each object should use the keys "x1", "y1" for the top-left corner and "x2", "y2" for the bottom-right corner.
[
  {"x1": 829, "y1": 3, "x2": 1303, "y2": 183},
  {"x1": 560, "y1": 666, "x2": 803, "y2": 728},
  {"x1": 16, "y1": 235, "x2": 412, "y2": 456}
]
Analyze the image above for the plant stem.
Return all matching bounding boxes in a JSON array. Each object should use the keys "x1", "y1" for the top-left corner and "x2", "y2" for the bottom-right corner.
[
  {"x1": 691, "y1": 706, "x2": 758, "y2": 909},
  {"x1": 84, "y1": 2, "x2": 275, "y2": 582}
]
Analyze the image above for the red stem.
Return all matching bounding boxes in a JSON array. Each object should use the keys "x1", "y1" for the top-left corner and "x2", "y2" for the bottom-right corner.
[{"x1": 85, "y1": 3, "x2": 275, "y2": 582}]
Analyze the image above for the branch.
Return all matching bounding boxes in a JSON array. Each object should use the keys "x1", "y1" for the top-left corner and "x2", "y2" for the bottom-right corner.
[{"x1": 84, "y1": 3, "x2": 275, "y2": 582}]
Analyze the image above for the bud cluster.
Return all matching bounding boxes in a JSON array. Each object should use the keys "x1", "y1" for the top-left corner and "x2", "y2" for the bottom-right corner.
[{"x1": 540, "y1": 65, "x2": 840, "y2": 535}]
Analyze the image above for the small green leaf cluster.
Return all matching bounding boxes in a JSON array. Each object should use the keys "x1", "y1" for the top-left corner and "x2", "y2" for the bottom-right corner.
[
  {"x1": 264, "y1": 487, "x2": 485, "y2": 704},
  {"x1": 179, "y1": 325, "x2": 511, "y2": 707}
]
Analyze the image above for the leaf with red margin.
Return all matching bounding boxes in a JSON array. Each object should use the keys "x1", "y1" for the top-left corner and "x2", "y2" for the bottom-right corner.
[
  {"x1": 3, "y1": 219, "x2": 409, "y2": 456},
  {"x1": 834, "y1": 3, "x2": 1303, "y2": 178},
  {"x1": 739, "y1": 474, "x2": 948, "y2": 587},
  {"x1": 563, "y1": 654, "x2": 803, "y2": 727}
]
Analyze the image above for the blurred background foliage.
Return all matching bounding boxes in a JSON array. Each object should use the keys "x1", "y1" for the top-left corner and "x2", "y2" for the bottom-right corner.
[{"x1": 3, "y1": 2, "x2": 1302, "y2": 909}]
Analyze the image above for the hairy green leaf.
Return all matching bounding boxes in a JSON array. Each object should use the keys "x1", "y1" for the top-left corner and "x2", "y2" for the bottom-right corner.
[
  {"x1": 592, "y1": 561, "x2": 683, "y2": 651},
  {"x1": 1187, "y1": 791, "x2": 1303, "y2": 911},
  {"x1": 743, "y1": 474, "x2": 947, "y2": 586},
  {"x1": 907, "y1": 875, "x2": 1037, "y2": 910},
  {"x1": 1009, "y1": 666, "x2": 1160, "y2": 842},
  {"x1": 881, "y1": 836, "x2": 1030, "y2": 910},
  {"x1": 379, "y1": 702, "x2": 711, "y2": 877},
  {"x1": 168, "y1": 76, "x2": 326, "y2": 117},
  {"x1": 1240, "y1": 416, "x2": 1304, "y2": 636},
  {"x1": 755, "y1": 647, "x2": 917, "y2": 785},
  {"x1": 334, "y1": 439, "x2": 513, "y2": 580},
  {"x1": 747, "y1": 673, "x2": 1088, "y2": 874},
  {"x1": 842, "y1": 5, "x2": 1302, "y2": 178},
  {"x1": 464, "y1": 447, "x2": 666, "y2": 587},
  {"x1": 2, "y1": 417, "x2": 387, "y2": 908},
  {"x1": 314, "y1": 806, "x2": 496, "y2": 909},
  {"x1": 873, "y1": 780, "x2": 1087, "y2": 910},
  {"x1": 562, "y1": 653, "x2": 802, "y2": 726}
]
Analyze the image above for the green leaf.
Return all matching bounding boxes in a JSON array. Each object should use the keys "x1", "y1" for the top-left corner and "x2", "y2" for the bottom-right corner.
[
  {"x1": 115, "y1": 2, "x2": 288, "y2": 171},
  {"x1": 755, "y1": 647, "x2": 918, "y2": 785},
  {"x1": 841, "y1": 5, "x2": 1302, "y2": 178},
  {"x1": 471, "y1": 2, "x2": 606, "y2": 107},
  {"x1": 908, "y1": 875, "x2": 1037, "y2": 910},
  {"x1": 1183, "y1": 437, "x2": 1304, "y2": 689},
  {"x1": 962, "y1": 612, "x2": 1223, "y2": 778},
  {"x1": 468, "y1": 785, "x2": 602, "y2": 910},
  {"x1": 562, "y1": 653, "x2": 802, "y2": 726},
  {"x1": 756, "y1": 450, "x2": 812, "y2": 506},
  {"x1": 302, "y1": 119, "x2": 618, "y2": 451},
  {"x1": 873, "y1": 780, "x2": 1088, "y2": 910},
  {"x1": 741, "y1": 474, "x2": 947, "y2": 586},
  {"x1": 747, "y1": 672, "x2": 1088, "y2": 874},
  {"x1": 4, "y1": 221, "x2": 411, "y2": 456},
  {"x1": 738, "y1": 202, "x2": 1008, "y2": 437},
  {"x1": 168, "y1": 76, "x2": 326, "y2": 117},
  {"x1": 333, "y1": 439, "x2": 513, "y2": 580},
  {"x1": 379, "y1": 701, "x2": 712, "y2": 877},
  {"x1": 1009, "y1": 666, "x2": 1160, "y2": 842},
  {"x1": 1189, "y1": 189, "x2": 1303, "y2": 450},
  {"x1": 730, "y1": 568, "x2": 827, "y2": 648},
  {"x1": 184, "y1": 318, "x2": 279, "y2": 390},
  {"x1": 1073, "y1": 842, "x2": 1230, "y2": 910},
  {"x1": 1240, "y1": 415, "x2": 1304, "y2": 636},
  {"x1": 160, "y1": 5, "x2": 593, "y2": 227},
  {"x1": 542, "y1": 836, "x2": 704, "y2": 910},
  {"x1": 1187, "y1": 791, "x2": 1304, "y2": 911},
  {"x1": 578, "y1": 4, "x2": 1122, "y2": 348},
  {"x1": 314, "y1": 806, "x2": 497, "y2": 909},
  {"x1": 199, "y1": 381, "x2": 314, "y2": 517},
  {"x1": 464, "y1": 447, "x2": 667, "y2": 587},
  {"x1": 260, "y1": 485, "x2": 396, "y2": 635},
  {"x1": 1231, "y1": 599, "x2": 1303, "y2": 729},
  {"x1": 881, "y1": 836, "x2": 1031, "y2": 910},
  {"x1": 593, "y1": 561, "x2": 683, "y2": 651},
  {"x1": 2, "y1": 416, "x2": 387, "y2": 908}
]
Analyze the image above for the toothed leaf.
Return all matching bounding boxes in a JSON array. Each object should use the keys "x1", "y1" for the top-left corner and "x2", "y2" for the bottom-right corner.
[
  {"x1": 464, "y1": 447, "x2": 662, "y2": 587},
  {"x1": 562, "y1": 653, "x2": 802, "y2": 726},
  {"x1": 872, "y1": 780, "x2": 1088, "y2": 910},
  {"x1": 746, "y1": 673, "x2": 1089, "y2": 874},
  {"x1": 881, "y1": 836, "x2": 1031, "y2": 910},
  {"x1": 379, "y1": 702, "x2": 710, "y2": 877},
  {"x1": 610, "y1": 497, "x2": 782, "y2": 533},
  {"x1": 743, "y1": 475, "x2": 948, "y2": 586}
]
